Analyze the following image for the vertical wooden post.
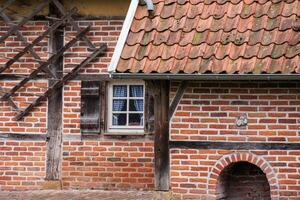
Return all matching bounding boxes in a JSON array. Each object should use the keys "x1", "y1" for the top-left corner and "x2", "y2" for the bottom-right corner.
[
  {"x1": 46, "y1": 1, "x2": 63, "y2": 180},
  {"x1": 154, "y1": 80, "x2": 170, "y2": 190}
]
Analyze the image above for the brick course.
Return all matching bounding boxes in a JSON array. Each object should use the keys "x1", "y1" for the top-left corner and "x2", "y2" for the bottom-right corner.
[
  {"x1": 170, "y1": 82, "x2": 300, "y2": 142},
  {"x1": 62, "y1": 140, "x2": 154, "y2": 190},
  {"x1": 0, "y1": 141, "x2": 46, "y2": 190},
  {"x1": 170, "y1": 149, "x2": 300, "y2": 199}
]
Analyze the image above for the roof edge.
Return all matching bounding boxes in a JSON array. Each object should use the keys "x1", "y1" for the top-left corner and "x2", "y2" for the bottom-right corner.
[
  {"x1": 108, "y1": 0, "x2": 139, "y2": 73},
  {"x1": 111, "y1": 73, "x2": 300, "y2": 81}
]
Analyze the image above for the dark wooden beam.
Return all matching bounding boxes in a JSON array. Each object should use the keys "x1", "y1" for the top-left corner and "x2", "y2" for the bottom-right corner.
[
  {"x1": 0, "y1": 0, "x2": 16, "y2": 14},
  {"x1": 0, "y1": 0, "x2": 51, "y2": 44},
  {"x1": 154, "y1": 80, "x2": 170, "y2": 191},
  {"x1": 1, "y1": 26, "x2": 91, "y2": 101},
  {"x1": 168, "y1": 81, "x2": 188, "y2": 121},
  {"x1": 75, "y1": 74, "x2": 110, "y2": 81},
  {"x1": 170, "y1": 141, "x2": 300, "y2": 150},
  {"x1": 51, "y1": 0, "x2": 96, "y2": 50},
  {"x1": 15, "y1": 45, "x2": 106, "y2": 120},
  {"x1": 33, "y1": 15, "x2": 126, "y2": 21},
  {"x1": 46, "y1": 0, "x2": 64, "y2": 181},
  {"x1": 0, "y1": 8, "x2": 77, "y2": 74},
  {"x1": 0, "y1": 74, "x2": 110, "y2": 81},
  {"x1": 0, "y1": 133, "x2": 46, "y2": 141}
]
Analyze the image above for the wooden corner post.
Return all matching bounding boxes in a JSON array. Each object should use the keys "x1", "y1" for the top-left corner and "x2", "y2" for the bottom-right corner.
[
  {"x1": 154, "y1": 80, "x2": 170, "y2": 191},
  {"x1": 46, "y1": 0, "x2": 64, "y2": 181}
]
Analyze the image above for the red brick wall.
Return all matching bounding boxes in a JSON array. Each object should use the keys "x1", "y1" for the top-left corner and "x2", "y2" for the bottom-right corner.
[
  {"x1": 170, "y1": 149, "x2": 300, "y2": 199},
  {"x1": 0, "y1": 21, "x2": 49, "y2": 74},
  {"x1": 63, "y1": 81, "x2": 81, "y2": 135},
  {"x1": 170, "y1": 81, "x2": 300, "y2": 199},
  {"x1": 64, "y1": 20, "x2": 123, "y2": 74},
  {"x1": 0, "y1": 80, "x2": 48, "y2": 133},
  {"x1": 0, "y1": 141, "x2": 46, "y2": 190},
  {"x1": 0, "y1": 18, "x2": 155, "y2": 192},
  {"x1": 170, "y1": 81, "x2": 300, "y2": 142},
  {"x1": 62, "y1": 140, "x2": 154, "y2": 190}
]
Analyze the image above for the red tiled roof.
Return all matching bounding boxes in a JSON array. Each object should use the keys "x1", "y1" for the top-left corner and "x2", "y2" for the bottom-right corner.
[{"x1": 116, "y1": 0, "x2": 300, "y2": 74}]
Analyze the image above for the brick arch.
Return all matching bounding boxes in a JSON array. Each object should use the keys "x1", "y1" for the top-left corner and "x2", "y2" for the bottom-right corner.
[{"x1": 207, "y1": 152, "x2": 279, "y2": 199}]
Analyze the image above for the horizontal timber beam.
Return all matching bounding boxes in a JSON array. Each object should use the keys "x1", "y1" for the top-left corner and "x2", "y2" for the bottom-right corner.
[
  {"x1": 0, "y1": 133, "x2": 154, "y2": 141},
  {"x1": 170, "y1": 141, "x2": 300, "y2": 150},
  {"x1": 0, "y1": 74, "x2": 111, "y2": 81},
  {"x1": 0, "y1": 133, "x2": 46, "y2": 141}
]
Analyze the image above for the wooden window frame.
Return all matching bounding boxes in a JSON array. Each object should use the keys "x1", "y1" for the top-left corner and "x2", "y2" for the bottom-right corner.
[{"x1": 106, "y1": 80, "x2": 145, "y2": 135}]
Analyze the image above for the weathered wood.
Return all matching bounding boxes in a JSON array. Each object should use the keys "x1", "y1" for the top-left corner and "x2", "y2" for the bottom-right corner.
[
  {"x1": 46, "y1": 1, "x2": 64, "y2": 180},
  {"x1": 80, "y1": 81, "x2": 101, "y2": 134},
  {"x1": 51, "y1": 0, "x2": 96, "y2": 50},
  {"x1": 0, "y1": 0, "x2": 51, "y2": 44},
  {"x1": 154, "y1": 80, "x2": 170, "y2": 191},
  {"x1": 144, "y1": 80, "x2": 155, "y2": 134},
  {"x1": 0, "y1": 0, "x2": 16, "y2": 14},
  {"x1": 45, "y1": 129, "x2": 62, "y2": 180},
  {"x1": 0, "y1": 74, "x2": 110, "y2": 81},
  {"x1": 168, "y1": 81, "x2": 188, "y2": 121},
  {"x1": 1, "y1": 26, "x2": 91, "y2": 101},
  {"x1": 0, "y1": 8, "x2": 77, "y2": 74},
  {"x1": 99, "y1": 81, "x2": 107, "y2": 133},
  {"x1": 15, "y1": 45, "x2": 106, "y2": 120},
  {"x1": 0, "y1": 11, "x2": 56, "y2": 78},
  {"x1": 74, "y1": 74, "x2": 111, "y2": 81},
  {"x1": 0, "y1": 133, "x2": 46, "y2": 141},
  {"x1": 169, "y1": 141, "x2": 300, "y2": 150},
  {"x1": 0, "y1": 85, "x2": 20, "y2": 111}
]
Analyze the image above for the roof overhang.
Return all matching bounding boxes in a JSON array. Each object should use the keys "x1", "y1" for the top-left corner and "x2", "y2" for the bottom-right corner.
[
  {"x1": 108, "y1": 0, "x2": 139, "y2": 73},
  {"x1": 111, "y1": 73, "x2": 300, "y2": 81}
]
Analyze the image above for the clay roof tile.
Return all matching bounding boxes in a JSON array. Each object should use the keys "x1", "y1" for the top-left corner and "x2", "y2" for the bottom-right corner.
[{"x1": 115, "y1": 0, "x2": 300, "y2": 75}]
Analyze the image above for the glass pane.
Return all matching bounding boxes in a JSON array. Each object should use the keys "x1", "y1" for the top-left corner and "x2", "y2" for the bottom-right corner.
[
  {"x1": 113, "y1": 99, "x2": 127, "y2": 111},
  {"x1": 129, "y1": 99, "x2": 144, "y2": 111},
  {"x1": 129, "y1": 85, "x2": 143, "y2": 97},
  {"x1": 112, "y1": 114, "x2": 126, "y2": 126},
  {"x1": 113, "y1": 85, "x2": 127, "y2": 97},
  {"x1": 129, "y1": 113, "x2": 143, "y2": 126}
]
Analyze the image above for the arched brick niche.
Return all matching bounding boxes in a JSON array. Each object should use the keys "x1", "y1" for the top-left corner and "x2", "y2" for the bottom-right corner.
[
  {"x1": 216, "y1": 161, "x2": 271, "y2": 200},
  {"x1": 207, "y1": 152, "x2": 279, "y2": 200}
]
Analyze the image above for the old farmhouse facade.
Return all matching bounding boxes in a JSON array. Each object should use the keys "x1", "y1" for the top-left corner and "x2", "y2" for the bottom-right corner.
[{"x1": 0, "y1": 0, "x2": 300, "y2": 199}]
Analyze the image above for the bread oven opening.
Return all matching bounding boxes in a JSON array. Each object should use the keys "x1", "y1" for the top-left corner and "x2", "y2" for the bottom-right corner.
[{"x1": 216, "y1": 161, "x2": 271, "y2": 200}]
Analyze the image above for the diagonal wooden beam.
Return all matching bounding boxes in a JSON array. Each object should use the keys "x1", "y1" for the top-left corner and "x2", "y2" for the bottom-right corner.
[
  {"x1": 1, "y1": 26, "x2": 91, "y2": 101},
  {"x1": 0, "y1": 0, "x2": 15, "y2": 14},
  {"x1": 15, "y1": 44, "x2": 107, "y2": 120},
  {"x1": 0, "y1": 8, "x2": 77, "y2": 75},
  {"x1": 0, "y1": 11, "x2": 56, "y2": 78},
  {"x1": 168, "y1": 81, "x2": 188, "y2": 121},
  {"x1": 0, "y1": 85, "x2": 20, "y2": 112},
  {"x1": 51, "y1": 0, "x2": 96, "y2": 50},
  {"x1": 0, "y1": 0, "x2": 51, "y2": 44}
]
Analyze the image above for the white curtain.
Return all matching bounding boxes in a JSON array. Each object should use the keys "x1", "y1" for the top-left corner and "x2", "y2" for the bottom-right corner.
[
  {"x1": 131, "y1": 85, "x2": 143, "y2": 111},
  {"x1": 113, "y1": 85, "x2": 127, "y2": 125}
]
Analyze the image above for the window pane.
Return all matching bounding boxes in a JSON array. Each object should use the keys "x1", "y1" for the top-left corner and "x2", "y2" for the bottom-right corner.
[
  {"x1": 112, "y1": 114, "x2": 127, "y2": 126},
  {"x1": 130, "y1": 85, "x2": 143, "y2": 97},
  {"x1": 113, "y1": 85, "x2": 127, "y2": 97},
  {"x1": 129, "y1": 113, "x2": 143, "y2": 126},
  {"x1": 113, "y1": 99, "x2": 127, "y2": 111},
  {"x1": 129, "y1": 99, "x2": 144, "y2": 111}
]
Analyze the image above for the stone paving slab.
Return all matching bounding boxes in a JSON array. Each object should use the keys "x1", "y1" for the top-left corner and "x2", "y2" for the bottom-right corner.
[{"x1": 0, "y1": 190, "x2": 153, "y2": 200}]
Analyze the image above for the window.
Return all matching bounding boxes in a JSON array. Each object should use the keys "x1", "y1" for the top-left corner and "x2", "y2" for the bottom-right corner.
[{"x1": 107, "y1": 80, "x2": 145, "y2": 133}]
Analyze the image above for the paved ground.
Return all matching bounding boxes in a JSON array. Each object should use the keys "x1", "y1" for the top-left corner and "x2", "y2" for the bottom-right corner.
[{"x1": 0, "y1": 190, "x2": 153, "y2": 200}]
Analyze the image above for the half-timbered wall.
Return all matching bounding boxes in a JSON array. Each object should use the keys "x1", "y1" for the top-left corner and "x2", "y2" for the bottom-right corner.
[
  {"x1": 0, "y1": 16, "x2": 155, "y2": 191},
  {"x1": 170, "y1": 81, "x2": 300, "y2": 199}
]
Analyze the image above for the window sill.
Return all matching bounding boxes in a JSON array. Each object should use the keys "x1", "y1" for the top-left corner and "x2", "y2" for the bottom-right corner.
[{"x1": 104, "y1": 131, "x2": 146, "y2": 136}]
